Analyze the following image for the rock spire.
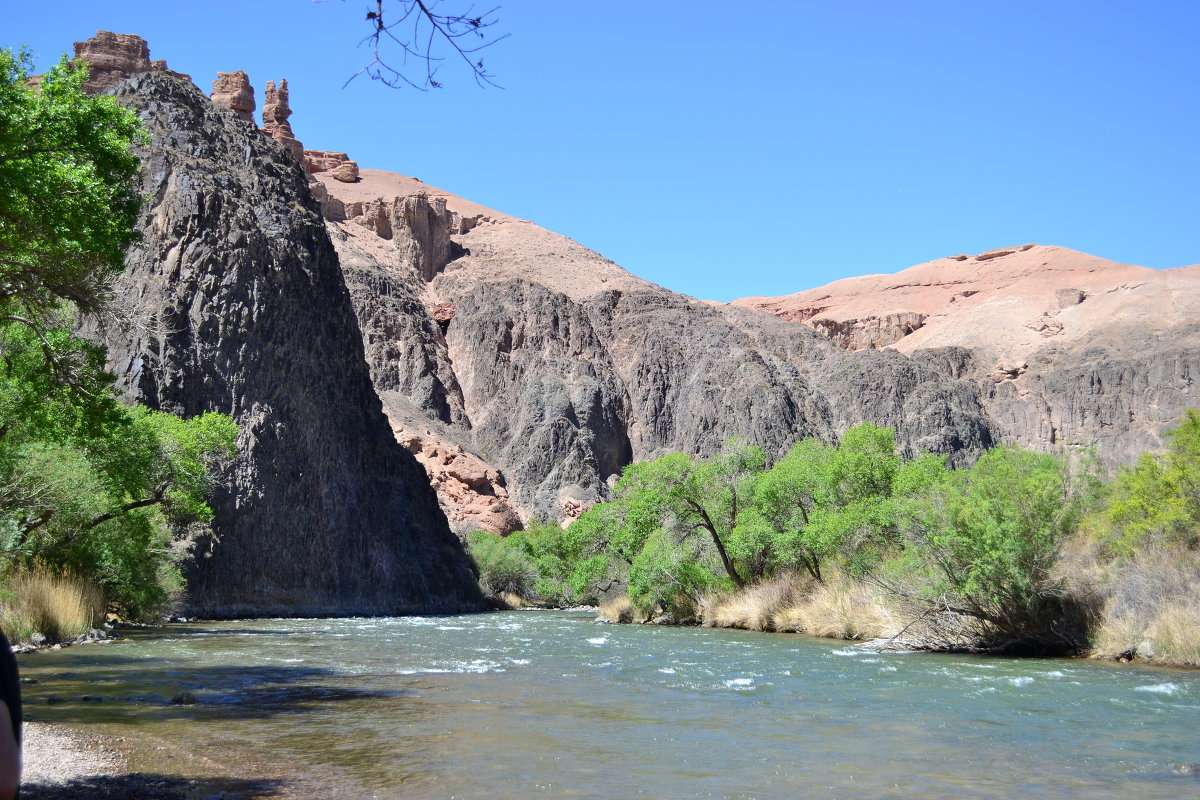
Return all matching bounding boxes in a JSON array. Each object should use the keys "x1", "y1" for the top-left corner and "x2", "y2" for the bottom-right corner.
[
  {"x1": 210, "y1": 70, "x2": 255, "y2": 123},
  {"x1": 262, "y1": 79, "x2": 304, "y2": 163}
]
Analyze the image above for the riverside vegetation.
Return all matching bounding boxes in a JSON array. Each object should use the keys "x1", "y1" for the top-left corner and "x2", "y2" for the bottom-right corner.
[
  {"x1": 0, "y1": 49, "x2": 236, "y2": 641},
  {"x1": 467, "y1": 413, "x2": 1200, "y2": 666}
]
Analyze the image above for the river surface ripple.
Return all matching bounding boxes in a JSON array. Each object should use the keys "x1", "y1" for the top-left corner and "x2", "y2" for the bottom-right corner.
[{"x1": 16, "y1": 610, "x2": 1200, "y2": 799}]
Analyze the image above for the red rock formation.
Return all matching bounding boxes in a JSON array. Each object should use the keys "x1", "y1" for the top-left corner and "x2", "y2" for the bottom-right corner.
[
  {"x1": 396, "y1": 428, "x2": 522, "y2": 534},
  {"x1": 733, "y1": 244, "x2": 1200, "y2": 366},
  {"x1": 734, "y1": 245, "x2": 1200, "y2": 467},
  {"x1": 428, "y1": 302, "x2": 457, "y2": 325},
  {"x1": 303, "y1": 150, "x2": 360, "y2": 182},
  {"x1": 262, "y1": 79, "x2": 303, "y2": 163},
  {"x1": 329, "y1": 161, "x2": 360, "y2": 183},
  {"x1": 811, "y1": 312, "x2": 927, "y2": 350},
  {"x1": 210, "y1": 70, "x2": 255, "y2": 123},
  {"x1": 71, "y1": 31, "x2": 189, "y2": 93}
]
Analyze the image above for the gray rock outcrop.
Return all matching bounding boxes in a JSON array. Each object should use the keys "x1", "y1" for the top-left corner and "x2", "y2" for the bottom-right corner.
[
  {"x1": 316, "y1": 171, "x2": 994, "y2": 525},
  {"x1": 85, "y1": 68, "x2": 483, "y2": 616}
]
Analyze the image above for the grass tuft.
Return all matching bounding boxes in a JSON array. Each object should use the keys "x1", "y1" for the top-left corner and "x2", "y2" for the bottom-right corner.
[
  {"x1": 0, "y1": 569, "x2": 105, "y2": 643},
  {"x1": 1078, "y1": 546, "x2": 1200, "y2": 666},
  {"x1": 771, "y1": 573, "x2": 899, "y2": 640},
  {"x1": 704, "y1": 574, "x2": 808, "y2": 632},
  {"x1": 700, "y1": 571, "x2": 899, "y2": 640},
  {"x1": 597, "y1": 595, "x2": 636, "y2": 624}
]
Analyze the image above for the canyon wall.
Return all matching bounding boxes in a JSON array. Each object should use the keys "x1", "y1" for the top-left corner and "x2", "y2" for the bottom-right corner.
[
  {"x1": 75, "y1": 30, "x2": 1199, "y2": 581},
  {"x1": 77, "y1": 38, "x2": 482, "y2": 616},
  {"x1": 315, "y1": 172, "x2": 994, "y2": 528},
  {"x1": 735, "y1": 246, "x2": 1200, "y2": 468}
]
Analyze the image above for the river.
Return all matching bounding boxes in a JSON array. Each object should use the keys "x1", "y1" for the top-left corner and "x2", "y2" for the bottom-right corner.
[{"x1": 16, "y1": 610, "x2": 1200, "y2": 799}]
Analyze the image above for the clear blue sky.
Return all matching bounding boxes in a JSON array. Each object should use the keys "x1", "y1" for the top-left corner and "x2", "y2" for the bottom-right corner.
[{"x1": 6, "y1": 1, "x2": 1198, "y2": 301}]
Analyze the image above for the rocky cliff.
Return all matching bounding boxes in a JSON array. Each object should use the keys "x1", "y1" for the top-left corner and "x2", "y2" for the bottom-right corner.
[
  {"x1": 76, "y1": 36, "x2": 482, "y2": 616},
  {"x1": 734, "y1": 246, "x2": 1200, "y2": 467},
  {"x1": 314, "y1": 172, "x2": 993, "y2": 528}
]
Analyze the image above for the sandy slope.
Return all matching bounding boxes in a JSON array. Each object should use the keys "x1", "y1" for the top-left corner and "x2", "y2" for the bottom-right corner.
[{"x1": 733, "y1": 244, "x2": 1200, "y2": 367}]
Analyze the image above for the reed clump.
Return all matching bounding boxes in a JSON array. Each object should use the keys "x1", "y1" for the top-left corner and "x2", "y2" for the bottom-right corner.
[
  {"x1": 1081, "y1": 548, "x2": 1200, "y2": 666},
  {"x1": 703, "y1": 574, "x2": 807, "y2": 632},
  {"x1": 0, "y1": 569, "x2": 104, "y2": 643},
  {"x1": 771, "y1": 573, "x2": 899, "y2": 640},
  {"x1": 597, "y1": 595, "x2": 636, "y2": 624}
]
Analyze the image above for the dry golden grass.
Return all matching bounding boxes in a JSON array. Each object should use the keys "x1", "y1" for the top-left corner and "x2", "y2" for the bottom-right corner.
[
  {"x1": 597, "y1": 595, "x2": 636, "y2": 624},
  {"x1": 701, "y1": 571, "x2": 900, "y2": 640},
  {"x1": 1147, "y1": 603, "x2": 1200, "y2": 664},
  {"x1": 771, "y1": 574, "x2": 900, "y2": 640},
  {"x1": 497, "y1": 591, "x2": 527, "y2": 609},
  {"x1": 0, "y1": 570, "x2": 104, "y2": 643},
  {"x1": 1080, "y1": 545, "x2": 1200, "y2": 666},
  {"x1": 703, "y1": 574, "x2": 809, "y2": 632}
]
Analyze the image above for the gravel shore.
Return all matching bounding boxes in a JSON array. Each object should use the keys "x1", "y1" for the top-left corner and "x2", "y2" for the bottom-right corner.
[
  {"x1": 23, "y1": 722, "x2": 126, "y2": 784},
  {"x1": 20, "y1": 716, "x2": 373, "y2": 799},
  {"x1": 19, "y1": 721, "x2": 303, "y2": 799}
]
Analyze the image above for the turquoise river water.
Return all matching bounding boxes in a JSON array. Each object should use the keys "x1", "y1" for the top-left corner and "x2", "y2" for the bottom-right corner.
[{"x1": 16, "y1": 610, "x2": 1200, "y2": 799}]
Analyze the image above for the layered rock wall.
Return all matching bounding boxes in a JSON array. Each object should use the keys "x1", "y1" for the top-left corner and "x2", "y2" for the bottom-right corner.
[
  {"x1": 71, "y1": 30, "x2": 189, "y2": 92},
  {"x1": 210, "y1": 70, "x2": 254, "y2": 123},
  {"x1": 734, "y1": 245, "x2": 1200, "y2": 471}
]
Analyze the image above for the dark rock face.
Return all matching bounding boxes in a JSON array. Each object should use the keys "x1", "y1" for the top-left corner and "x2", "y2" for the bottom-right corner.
[
  {"x1": 980, "y1": 333, "x2": 1200, "y2": 464},
  {"x1": 323, "y1": 189, "x2": 995, "y2": 523},
  {"x1": 87, "y1": 72, "x2": 482, "y2": 616}
]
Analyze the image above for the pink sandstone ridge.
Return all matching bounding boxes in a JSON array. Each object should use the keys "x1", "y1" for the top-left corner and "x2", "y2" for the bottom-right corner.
[
  {"x1": 732, "y1": 244, "x2": 1200, "y2": 376},
  {"x1": 304, "y1": 150, "x2": 360, "y2": 183}
]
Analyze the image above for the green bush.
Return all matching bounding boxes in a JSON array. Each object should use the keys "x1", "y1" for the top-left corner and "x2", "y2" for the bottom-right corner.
[
  {"x1": 898, "y1": 446, "x2": 1100, "y2": 650},
  {"x1": 465, "y1": 530, "x2": 538, "y2": 599},
  {"x1": 1097, "y1": 409, "x2": 1200, "y2": 555}
]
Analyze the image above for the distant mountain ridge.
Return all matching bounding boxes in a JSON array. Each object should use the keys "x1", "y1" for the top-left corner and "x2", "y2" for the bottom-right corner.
[{"x1": 314, "y1": 165, "x2": 1199, "y2": 527}]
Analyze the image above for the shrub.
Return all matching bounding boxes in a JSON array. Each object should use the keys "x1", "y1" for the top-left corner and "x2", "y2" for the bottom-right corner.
[
  {"x1": 703, "y1": 574, "x2": 807, "y2": 632},
  {"x1": 1084, "y1": 546, "x2": 1200, "y2": 665},
  {"x1": 771, "y1": 571, "x2": 898, "y2": 640},
  {"x1": 465, "y1": 530, "x2": 537, "y2": 599},
  {"x1": 1096, "y1": 409, "x2": 1200, "y2": 555},
  {"x1": 897, "y1": 446, "x2": 1100, "y2": 651},
  {"x1": 597, "y1": 595, "x2": 636, "y2": 623}
]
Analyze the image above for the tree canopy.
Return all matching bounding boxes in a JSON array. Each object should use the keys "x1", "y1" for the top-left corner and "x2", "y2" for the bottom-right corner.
[
  {"x1": 0, "y1": 48, "x2": 143, "y2": 318},
  {"x1": 1098, "y1": 409, "x2": 1200, "y2": 554},
  {"x1": 0, "y1": 48, "x2": 236, "y2": 622}
]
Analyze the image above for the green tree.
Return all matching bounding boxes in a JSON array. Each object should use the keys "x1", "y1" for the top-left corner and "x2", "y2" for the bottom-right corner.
[
  {"x1": 0, "y1": 405, "x2": 236, "y2": 617},
  {"x1": 0, "y1": 48, "x2": 237, "y2": 621},
  {"x1": 465, "y1": 529, "x2": 537, "y2": 599},
  {"x1": 616, "y1": 440, "x2": 765, "y2": 588},
  {"x1": 1099, "y1": 409, "x2": 1200, "y2": 554},
  {"x1": 899, "y1": 446, "x2": 1099, "y2": 647},
  {"x1": 0, "y1": 48, "x2": 143, "y2": 318},
  {"x1": 735, "y1": 423, "x2": 941, "y2": 582}
]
